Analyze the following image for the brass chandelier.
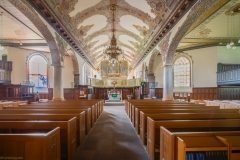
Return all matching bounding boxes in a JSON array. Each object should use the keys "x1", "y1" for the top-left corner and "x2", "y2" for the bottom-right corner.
[
  {"x1": 99, "y1": 4, "x2": 128, "y2": 79},
  {"x1": 103, "y1": 4, "x2": 123, "y2": 65}
]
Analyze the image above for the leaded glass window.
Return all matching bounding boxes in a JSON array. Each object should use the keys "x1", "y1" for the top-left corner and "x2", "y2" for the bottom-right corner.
[
  {"x1": 29, "y1": 54, "x2": 48, "y2": 87},
  {"x1": 174, "y1": 57, "x2": 190, "y2": 87}
]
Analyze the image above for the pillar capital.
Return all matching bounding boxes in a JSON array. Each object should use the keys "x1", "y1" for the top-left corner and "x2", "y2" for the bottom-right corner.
[{"x1": 51, "y1": 64, "x2": 64, "y2": 68}]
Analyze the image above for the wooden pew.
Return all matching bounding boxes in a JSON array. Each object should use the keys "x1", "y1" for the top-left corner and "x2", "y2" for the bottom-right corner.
[
  {"x1": 16, "y1": 103, "x2": 97, "y2": 126},
  {"x1": 147, "y1": 118, "x2": 240, "y2": 160},
  {"x1": 45, "y1": 99, "x2": 103, "y2": 117},
  {"x1": 0, "y1": 127, "x2": 61, "y2": 160},
  {"x1": 129, "y1": 103, "x2": 211, "y2": 123},
  {"x1": 28, "y1": 102, "x2": 98, "y2": 119},
  {"x1": 0, "y1": 100, "x2": 28, "y2": 107},
  {"x1": 137, "y1": 108, "x2": 239, "y2": 136},
  {"x1": 140, "y1": 112, "x2": 240, "y2": 145},
  {"x1": 133, "y1": 106, "x2": 233, "y2": 130},
  {"x1": 125, "y1": 100, "x2": 192, "y2": 116},
  {"x1": 0, "y1": 108, "x2": 92, "y2": 134},
  {"x1": 44, "y1": 100, "x2": 102, "y2": 118},
  {"x1": 160, "y1": 127, "x2": 240, "y2": 160},
  {"x1": 0, "y1": 112, "x2": 86, "y2": 146},
  {"x1": 0, "y1": 117, "x2": 77, "y2": 160}
]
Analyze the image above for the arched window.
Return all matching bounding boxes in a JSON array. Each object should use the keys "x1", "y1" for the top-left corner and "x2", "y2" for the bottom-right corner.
[
  {"x1": 174, "y1": 55, "x2": 191, "y2": 87},
  {"x1": 28, "y1": 53, "x2": 48, "y2": 87}
]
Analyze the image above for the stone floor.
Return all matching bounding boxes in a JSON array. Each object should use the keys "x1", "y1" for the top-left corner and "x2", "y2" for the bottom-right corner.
[{"x1": 72, "y1": 101, "x2": 150, "y2": 160}]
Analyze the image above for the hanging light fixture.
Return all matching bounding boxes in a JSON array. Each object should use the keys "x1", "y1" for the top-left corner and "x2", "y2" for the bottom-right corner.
[
  {"x1": 225, "y1": 6, "x2": 240, "y2": 49},
  {"x1": 103, "y1": 4, "x2": 123, "y2": 66},
  {"x1": 0, "y1": 12, "x2": 4, "y2": 51},
  {"x1": 99, "y1": 4, "x2": 129, "y2": 79},
  {"x1": 238, "y1": 12, "x2": 240, "y2": 44}
]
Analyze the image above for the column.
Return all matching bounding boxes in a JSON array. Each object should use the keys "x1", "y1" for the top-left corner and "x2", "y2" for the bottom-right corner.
[
  {"x1": 162, "y1": 64, "x2": 174, "y2": 101},
  {"x1": 52, "y1": 65, "x2": 64, "y2": 101}
]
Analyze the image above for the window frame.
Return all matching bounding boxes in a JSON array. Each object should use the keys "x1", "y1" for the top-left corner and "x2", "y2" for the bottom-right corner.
[
  {"x1": 173, "y1": 52, "x2": 193, "y2": 92},
  {"x1": 26, "y1": 52, "x2": 49, "y2": 88}
]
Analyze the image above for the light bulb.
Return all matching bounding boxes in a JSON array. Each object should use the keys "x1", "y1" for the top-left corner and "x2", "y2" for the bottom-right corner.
[
  {"x1": 226, "y1": 43, "x2": 231, "y2": 49},
  {"x1": 0, "y1": 44, "x2": 4, "y2": 50}
]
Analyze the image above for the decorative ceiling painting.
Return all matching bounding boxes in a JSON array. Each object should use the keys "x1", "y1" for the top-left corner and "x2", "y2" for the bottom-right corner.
[
  {"x1": 178, "y1": 0, "x2": 240, "y2": 51},
  {"x1": 25, "y1": 0, "x2": 182, "y2": 68},
  {"x1": 1, "y1": 0, "x2": 239, "y2": 68}
]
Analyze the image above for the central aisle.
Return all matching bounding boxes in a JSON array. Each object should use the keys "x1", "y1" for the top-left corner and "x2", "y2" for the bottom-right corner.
[{"x1": 73, "y1": 101, "x2": 150, "y2": 160}]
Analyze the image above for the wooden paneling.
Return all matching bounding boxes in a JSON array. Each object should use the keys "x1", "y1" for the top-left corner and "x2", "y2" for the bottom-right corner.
[
  {"x1": 217, "y1": 87, "x2": 240, "y2": 100},
  {"x1": 190, "y1": 87, "x2": 217, "y2": 100},
  {"x1": 122, "y1": 88, "x2": 133, "y2": 100},
  {"x1": 155, "y1": 88, "x2": 163, "y2": 98},
  {"x1": 146, "y1": 87, "x2": 217, "y2": 100},
  {"x1": 64, "y1": 88, "x2": 79, "y2": 100},
  {"x1": 94, "y1": 88, "x2": 108, "y2": 100}
]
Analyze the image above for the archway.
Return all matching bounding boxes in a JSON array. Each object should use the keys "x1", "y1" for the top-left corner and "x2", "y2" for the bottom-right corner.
[
  {"x1": 67, "y1": 49, "x2": 80, "y2": 86},
  {"x1": 160, "y1": 0, "x2": 220, "y2": 100}
]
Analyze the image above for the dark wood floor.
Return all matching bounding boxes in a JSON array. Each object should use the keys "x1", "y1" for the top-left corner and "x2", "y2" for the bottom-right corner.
[{"x1": 73, "y1": 101, "x2": 150, "y2": 160}]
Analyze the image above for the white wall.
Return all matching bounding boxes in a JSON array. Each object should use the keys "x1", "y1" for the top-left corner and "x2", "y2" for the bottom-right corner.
[
  {"x1": 217, "y1": 46, "x2": 240, "y2": 64},
  {"x1": 3, "y1": 47, "x2": 75, "y2": 89},
  {"x1": 5, "y1": 47, "x2": 54, "y2": 87},
  {"x1": 186, "y1": 47, "x2": 218, "y2": 87},
  {"x1": 153, "y1": 55, "x2": 163, "y2": 88},
  {"x1": 152, "y1": 47, "x2": 219, "y2": 88}
]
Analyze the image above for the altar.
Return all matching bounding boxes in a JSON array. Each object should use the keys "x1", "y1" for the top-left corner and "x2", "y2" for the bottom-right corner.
[{"x1": 108, "y1": 93, "x2": 121, "y2": 101}]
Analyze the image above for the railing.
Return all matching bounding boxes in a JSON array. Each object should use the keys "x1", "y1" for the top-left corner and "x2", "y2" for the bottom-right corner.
[
  {"x1": 217, "y1": 68, "x2": 240, "y2": 86},
  {"x1": 91, "y1": 78, "x2": 141, "y2": 87},
  {"x1": 0, "y1": 61, "x2": 12, "y2": 71},
  {"x1": 0, "y1": 70, "x2": 11, "y2": 84},
  {"x1": 0, "y1": 61, "x2": 12, "y2": 84}
]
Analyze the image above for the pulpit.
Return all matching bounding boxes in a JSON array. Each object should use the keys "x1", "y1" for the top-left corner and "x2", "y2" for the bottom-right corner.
[{"x1": 127, "y1": 95, "x2": 133, "y2": 100}]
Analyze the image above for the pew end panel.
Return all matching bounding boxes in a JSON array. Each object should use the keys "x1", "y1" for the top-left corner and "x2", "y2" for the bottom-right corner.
[
  {"x1": 79, "y1": 111, "x2": 86, "y2": 145},
  {"x1": 147, "y1": 117, "x2": 156, "y2": 160},
  {"x1": 67, "y1": 117, "x2": 77, "y2": 160},
  {"x1": 0, "y1": 117, "x2": 77, "y2": 160},
  {"x1": 0, "y1": 127, "x2": 61, "y2": 160},
  {"x1": 160, "y1": 126, "x2": 175, "y2": 160},
  {"x1": 217, "y1": 136, "x2": 240, "y2": 160},
  {"x1": 176, "y1": 136, "x2": 228, "y2": 160},
  {"x1": 160, "y1": 127, "x2": 240, "y2": 160}
]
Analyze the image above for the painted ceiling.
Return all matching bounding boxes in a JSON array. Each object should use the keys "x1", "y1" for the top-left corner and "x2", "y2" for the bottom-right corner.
[{"x1": 0, "y1": 0, "x2": 240, "y2": 68}]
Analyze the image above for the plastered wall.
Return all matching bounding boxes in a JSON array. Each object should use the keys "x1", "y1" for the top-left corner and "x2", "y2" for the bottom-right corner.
[{"x1": 1, "y1": 47, "x2": 75, "y2": 89}]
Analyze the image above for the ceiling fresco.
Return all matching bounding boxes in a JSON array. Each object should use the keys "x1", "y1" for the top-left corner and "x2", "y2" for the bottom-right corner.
[
  {"x1": 0, "y1": 0, "x2": 239, "y2": 68},
  {"x1": 0, "y1": 1, "x2": 46, "y2": 48},
  {"x1": 178, "y1": 0, "x2": 240, "y2": 51},
  {"x1": 26, "y1": 0, "x2": 182, "y2": 68}
]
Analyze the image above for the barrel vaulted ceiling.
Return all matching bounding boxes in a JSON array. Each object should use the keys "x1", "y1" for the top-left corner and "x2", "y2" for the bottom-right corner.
[
  {"x1": 25, "y1": 0, "x2": 195, "y2": 68},
  {"x1": 0, "y1": 0, "x2": 239, "y2": 69}
]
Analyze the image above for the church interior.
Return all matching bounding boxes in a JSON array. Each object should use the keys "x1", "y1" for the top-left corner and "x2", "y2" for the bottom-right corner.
[{"x1": 0, "y1": 0, "x2": 240, "y2": 160}]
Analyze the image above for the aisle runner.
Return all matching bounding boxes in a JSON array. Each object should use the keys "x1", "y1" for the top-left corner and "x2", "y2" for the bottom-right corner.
[{"x1": 73, "y1": 102, "x2": 150, "y2": 160}]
